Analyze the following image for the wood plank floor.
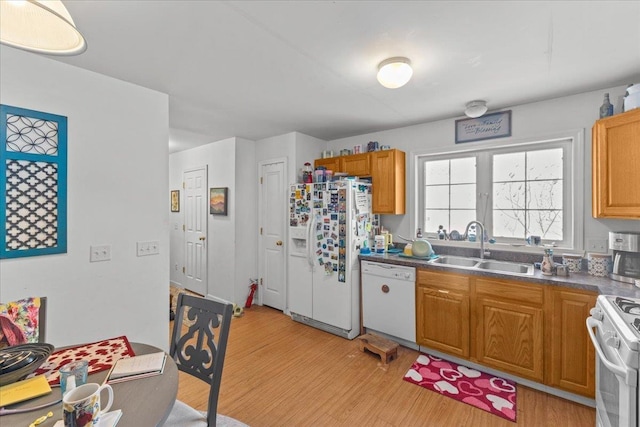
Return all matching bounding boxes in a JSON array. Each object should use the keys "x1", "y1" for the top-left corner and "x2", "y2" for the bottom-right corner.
[{"x1": 173, "y1": 305, "x2": 596, "y2": 426}]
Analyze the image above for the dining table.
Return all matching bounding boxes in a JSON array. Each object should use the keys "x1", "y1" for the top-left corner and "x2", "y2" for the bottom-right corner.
[{"x1": 2, "y1": 342, "x2": 179, "y2": 427}]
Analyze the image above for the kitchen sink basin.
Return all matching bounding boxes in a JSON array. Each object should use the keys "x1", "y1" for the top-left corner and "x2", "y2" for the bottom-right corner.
[
  {"x1": 475, "y1": 260, "x2": 534, "y2": 275},
  {"x1": 431, "y1": 256, "x2": 481, "y2": 267},
  {"x1": 426, "y1": 255, "x2": 534, "y2": 276}
]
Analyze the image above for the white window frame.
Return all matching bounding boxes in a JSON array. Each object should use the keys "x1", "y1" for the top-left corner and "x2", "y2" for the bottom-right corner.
[{"x1": 412, "y1": 130, "x2": 584, "y2": 251}]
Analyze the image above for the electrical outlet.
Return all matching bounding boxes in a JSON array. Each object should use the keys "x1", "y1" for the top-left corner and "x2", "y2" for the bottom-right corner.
[
  {"x1": 587, "y1": 239, "x2": 608, "y2": 253},
  {"x1": 137, "y1": 240, "x2": 160, "y2": 256},
  {"x1": 90, "y1": 245, "x2": 111, "y2": 262}
]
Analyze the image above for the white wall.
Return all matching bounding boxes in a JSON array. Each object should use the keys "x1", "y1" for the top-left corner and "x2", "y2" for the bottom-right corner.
[
  {"x1": 255, "y1": 131, "x2": 326, "y2": 185},
  {"x1": 169, "y1": 137, "x2": 257, "y2": 304},
  {"x1": 0, "y1": 47, "x2": 170, "y2": 350},
  {"x1": 327, "y1": 86, "x2": 639, "y2": 248}
]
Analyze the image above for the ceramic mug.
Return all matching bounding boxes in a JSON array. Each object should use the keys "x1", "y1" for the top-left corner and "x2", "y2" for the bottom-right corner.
[
  {"x1": 562, "y1": 254, "x2": 583, "y2": 273},
  {"x1": 588, "y1": 253, "x2": 611, "y2": 277},
  {"x1": 63, "y1": 382, "x2": 114, "y2": 427}
]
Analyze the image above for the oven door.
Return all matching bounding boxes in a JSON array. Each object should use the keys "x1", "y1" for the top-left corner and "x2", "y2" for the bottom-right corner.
[{"x1": 587, "y1": 317, "x2": 638, "y2": 427}]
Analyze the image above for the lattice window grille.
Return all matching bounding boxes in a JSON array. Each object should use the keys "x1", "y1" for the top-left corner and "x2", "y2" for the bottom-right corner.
[{"x1": 1, "y1": 105, "x2": 67, "y2": 259}]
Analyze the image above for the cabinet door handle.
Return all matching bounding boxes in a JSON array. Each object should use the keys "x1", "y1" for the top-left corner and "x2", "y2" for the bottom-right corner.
[
  {"x1": 276, "y1": 240, "x2": 283, "y2": 246},
  {"x1": 438, "y1": 289, "x2": 449, "y2": 294},
  {"x1": 381, "y1": 285, "x2": 390, "y2": 293}
]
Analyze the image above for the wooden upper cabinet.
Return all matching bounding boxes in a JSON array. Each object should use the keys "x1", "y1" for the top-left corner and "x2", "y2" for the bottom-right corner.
[
  {"x1": 371, "y1": 149, "x2": 406, "y2": 214},
  {"x1": 340, "y1": 153, "x2": 371, "y2": 176},
  {"x1": 314, "y1": 157, "x2": 340, "y2": 173},
  {"x1": 314, "y1": 149, "x2": 406, "y2": 214},
  {"x1": 592, "y1": 108, "x2": 640, "y2": 219}
]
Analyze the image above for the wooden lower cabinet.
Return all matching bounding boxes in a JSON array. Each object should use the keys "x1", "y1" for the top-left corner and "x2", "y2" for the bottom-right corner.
[
  {"x1": 548, "y1": 288, "x2": 597, "y2": 397},
  {"x1": 415, "y1": 269, "x2": 596, "y2": 398},
  {"x1": 416, "y1": 270, "x2": 470, "y2": 358},
  {"x1": 473, "y1": 278, "x2": 545, "y2": 382}
]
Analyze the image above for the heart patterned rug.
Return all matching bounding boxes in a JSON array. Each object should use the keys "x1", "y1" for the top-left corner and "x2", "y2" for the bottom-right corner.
[{"x1": 403, "y1": 353, "x2": 517, "y2": 422}]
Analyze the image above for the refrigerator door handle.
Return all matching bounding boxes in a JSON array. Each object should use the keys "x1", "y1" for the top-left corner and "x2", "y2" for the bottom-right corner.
[{"x1": 307, "y1": 215, "x2": 315, "y2": 268}]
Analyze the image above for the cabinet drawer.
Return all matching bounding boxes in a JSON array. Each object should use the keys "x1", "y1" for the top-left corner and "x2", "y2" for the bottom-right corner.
[
  {"x1": 475, "y1": 277, "x2": 544, "y2": 306},
  {"x1": 417, "y1": 269, "x2": 470, "y2": 293}
]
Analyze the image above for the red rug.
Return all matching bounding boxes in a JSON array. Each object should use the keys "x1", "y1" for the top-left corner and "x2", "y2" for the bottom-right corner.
[
  {"x1": 403, "y1": 353, "x2": 517, "y2": 422},
  {"x1": 28, "y1": 335, "x2": 135, "y2": 385}
]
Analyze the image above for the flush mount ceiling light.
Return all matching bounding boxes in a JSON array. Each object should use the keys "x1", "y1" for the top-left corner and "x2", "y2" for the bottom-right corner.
[
  {"x1": 0, "y1": 0, "x2": 86, "y2": 55},
  {"x1": 377, "y1": 57, "x2": 413, "y2": 89},
  {"x1": 464, "y1": 100, "x2": 488, "y2": 118}
]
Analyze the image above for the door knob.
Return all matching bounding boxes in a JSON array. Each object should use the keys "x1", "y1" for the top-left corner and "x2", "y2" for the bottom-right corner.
[
  {"x1": 199, "y1": 236, "x2": 206, "y2": 241},
  {"x1": 276, "y1": 240, "x2": 283, "y2": 246}
]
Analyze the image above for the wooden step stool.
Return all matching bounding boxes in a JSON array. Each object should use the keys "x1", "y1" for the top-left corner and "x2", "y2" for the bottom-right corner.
[{"x1": 358, "y1": 333, "x2": 399, "y2": 364}]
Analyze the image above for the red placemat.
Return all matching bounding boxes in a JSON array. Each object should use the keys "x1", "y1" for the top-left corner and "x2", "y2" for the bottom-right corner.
[{"x1": 28, "y1": 335, "x2": 136, "y2": 385}]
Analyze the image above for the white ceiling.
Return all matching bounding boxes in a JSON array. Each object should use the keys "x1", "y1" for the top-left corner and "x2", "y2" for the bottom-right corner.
[{"x1": 54, "y1": 1, "x2": 640, "y2": 153}]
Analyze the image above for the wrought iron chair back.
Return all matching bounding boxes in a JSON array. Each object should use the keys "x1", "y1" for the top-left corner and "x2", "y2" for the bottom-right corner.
[{"x1": 169, "y1": 293, "x2": 233, "y2": 425}]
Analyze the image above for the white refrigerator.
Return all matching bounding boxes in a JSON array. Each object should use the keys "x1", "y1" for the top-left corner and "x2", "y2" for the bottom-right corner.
[{"x1": 287, "y1": 180, "x2": 373, "y2": 339}]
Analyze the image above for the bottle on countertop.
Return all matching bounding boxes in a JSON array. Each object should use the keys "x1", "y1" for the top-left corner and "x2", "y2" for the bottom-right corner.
[
  {"x1": 416, "y1": 227, "x2": 423, "y2": 239},
  {"x1": 438, "y1": 225, "x2": 446, "y2": 240},
  {"x1": 599, "y1": 93, "x2": 614, "y2": 118},
  {"x1": 541, "y1": 248, "x2": 554, "y2": 276}
]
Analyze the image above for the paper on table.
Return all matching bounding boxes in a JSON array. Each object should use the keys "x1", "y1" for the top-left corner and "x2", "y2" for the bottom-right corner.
[
  {"x1": 53, "y1": 409, "x2": 123, "y2": 427},
  {"x1": 107, "y1": 352, "x2": 166, "y2": 382}
]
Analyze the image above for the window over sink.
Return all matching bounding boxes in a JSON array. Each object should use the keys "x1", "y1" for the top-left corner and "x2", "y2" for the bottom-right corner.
[{"x1": 417, "y1": 133, "x2": 582, "y2": 249}]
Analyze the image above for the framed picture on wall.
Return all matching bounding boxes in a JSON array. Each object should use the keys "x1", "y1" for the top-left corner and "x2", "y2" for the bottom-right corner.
[
  {"x1": 210, "y1": 187, "x2": 228, "y2": 215},
  {"x1": 170, "y1": 190, "x2": 180, "y2": 212}
]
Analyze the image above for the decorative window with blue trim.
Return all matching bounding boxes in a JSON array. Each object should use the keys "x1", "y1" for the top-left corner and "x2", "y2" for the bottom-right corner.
[{"x1": 0, "y1": 105, "x2": 67, "y2": 258}]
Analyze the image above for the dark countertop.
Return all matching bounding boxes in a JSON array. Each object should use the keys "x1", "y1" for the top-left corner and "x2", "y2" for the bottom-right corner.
[{"x1": 359, "y1": 252, "x2": 640, "y2": 298}]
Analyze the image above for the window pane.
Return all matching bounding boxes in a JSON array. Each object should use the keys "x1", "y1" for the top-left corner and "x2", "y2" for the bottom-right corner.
[
  {"x1": 450, "y1": 157, "x2": 476, "y2": 184},
  {"x1": 451, "y1": 210, "x2": 476, "y2": 234},
  {"x1": 494, "y1": 182, "x2": 525, "y2": 210},
  {"x1": 451, "y1": 184, "x2": 476, "y2": 209},
  {"x1": 528, "y1": 149, "x2": 562, "y2": 180},
  {"x1": 527, "y1": 180, "x2": 562, "y2": 210},
  {"x1": 425, "y1": 160, "x2": 449, "y2": 185},
  {"x1": 493, "y1": 209, "x2": 526, "y2": 238},
  {"x1": 425, "y1": 185, "x2": 450, "y2": 209},
  {"x1": 527, "y1": 210, "x2": 563, "y2": 240},
  {"x1": 493, "y1": 152, "x2": 524, "y2": 182},
  {"x1": 425, "y1": 209, "x2": 450, "y2": 233}
]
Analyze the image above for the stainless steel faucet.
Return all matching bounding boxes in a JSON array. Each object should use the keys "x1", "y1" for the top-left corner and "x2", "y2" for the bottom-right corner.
[{"x1": 464, "y1": 220, "x2": 490, "y2": 259}]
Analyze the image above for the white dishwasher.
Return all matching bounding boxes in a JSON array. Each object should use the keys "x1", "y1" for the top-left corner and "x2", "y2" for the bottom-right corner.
[{"x1": 361, "y1": 261, "x2": 416, "y2": 343}]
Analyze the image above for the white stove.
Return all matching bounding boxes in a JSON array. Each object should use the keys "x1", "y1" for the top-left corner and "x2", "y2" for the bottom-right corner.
[{"x1": 588, "y1": 295, "x2": 640, "y2": 427}]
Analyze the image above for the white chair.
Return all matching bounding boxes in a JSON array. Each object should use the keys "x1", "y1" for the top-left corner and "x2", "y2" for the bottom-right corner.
[{"x1": 164, "y1": 293, "x2": 247, "y2": 427}]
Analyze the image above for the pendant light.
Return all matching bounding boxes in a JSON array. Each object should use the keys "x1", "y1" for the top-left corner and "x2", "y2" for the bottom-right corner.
[
  {"x1": 0, "y1": 0, "x2": 86, "y2": 56},
  {"x1": 464, "y1": 100, "x2": 488, "y2": 118},
  {"x1": 377, "y1": 57, "x2": 413, "y2": 89}
]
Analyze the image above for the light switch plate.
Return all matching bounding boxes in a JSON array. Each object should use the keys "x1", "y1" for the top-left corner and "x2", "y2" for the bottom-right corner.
[
  {"x1": 90, "y1": 245, "x2": 111, "y2": 262},
  {"x1": 586, "y1": 239, "x2": 608, "y2": 253},
  {"x1": 137, "y1": 240, "x2": 160, "y2": 257}
]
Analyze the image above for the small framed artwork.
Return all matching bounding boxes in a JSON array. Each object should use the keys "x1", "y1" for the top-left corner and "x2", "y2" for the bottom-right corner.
[
  {"x1": 455, "y1": 110, "x2": 512, "y2": 144},
  {"x1": 170, "y1": 190, "x2": 180, "y2": 212},
  {"x1": 210, "y1": 187, "x2": 228, "y2": 215}
]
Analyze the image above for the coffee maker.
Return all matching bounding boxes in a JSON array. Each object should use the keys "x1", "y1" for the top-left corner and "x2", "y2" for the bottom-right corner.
[{"x1": 609, "y1": 231, "x2": 640, "y2": 284}]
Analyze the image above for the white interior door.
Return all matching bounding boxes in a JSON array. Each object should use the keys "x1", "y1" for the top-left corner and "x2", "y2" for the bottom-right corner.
[
  {"x1": 259, "y1": 160, "x2": 286, "y2": 310},
  {"x1": 183, "y1": 167, "x2": 207, "y2": 295}
]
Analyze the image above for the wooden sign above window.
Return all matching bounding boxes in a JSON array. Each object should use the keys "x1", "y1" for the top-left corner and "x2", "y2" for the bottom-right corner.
[{"x1": 455, "y1": 110, "x2": 512, "y2": 144}]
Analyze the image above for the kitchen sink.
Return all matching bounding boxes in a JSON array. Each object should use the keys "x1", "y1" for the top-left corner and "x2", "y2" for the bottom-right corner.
[
  {"x1": 426, "y1": 255, "x2": 534, "y2": 276},
  {"x1": 475, "y1": 260, "x2": 534, "y2": 275},
  {"x1": 430, "y1": 256, "x2": 481, "y2": 267}
]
